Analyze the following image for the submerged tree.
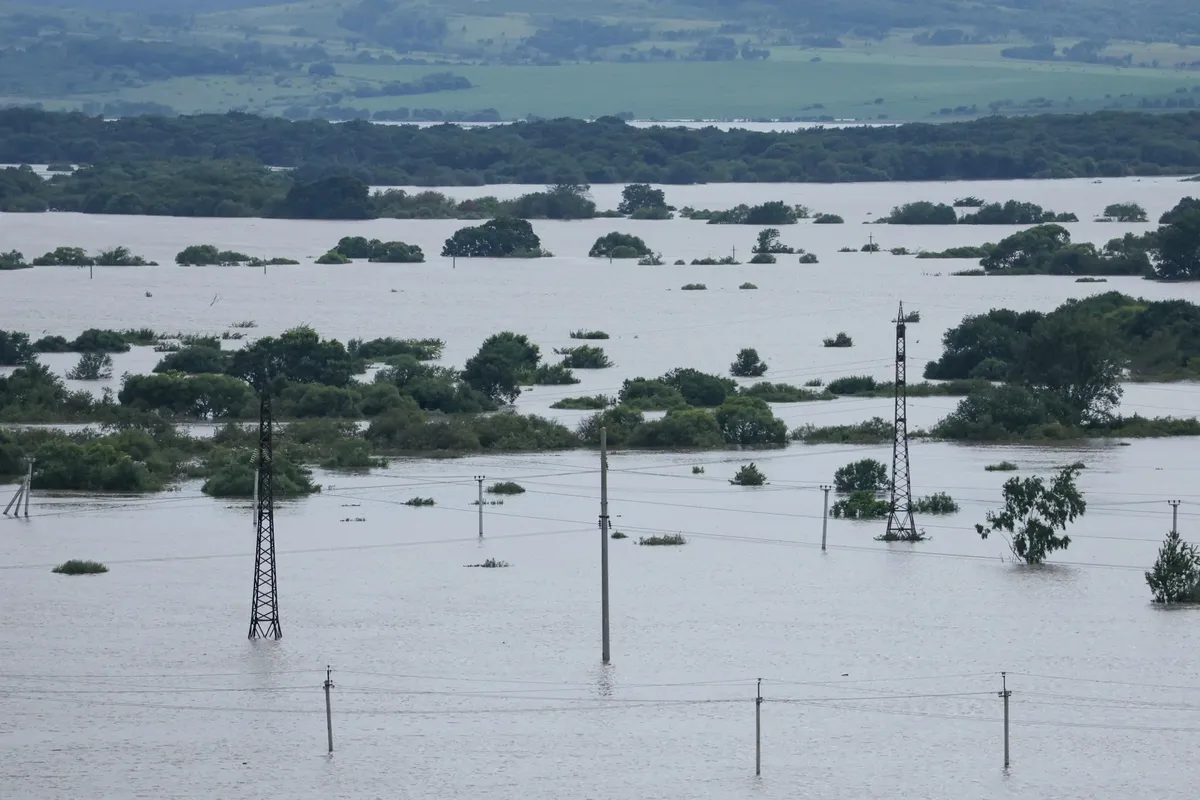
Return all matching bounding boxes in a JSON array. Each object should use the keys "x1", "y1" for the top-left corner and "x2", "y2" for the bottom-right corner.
[
  {"x1": 729, "y1": 348, "x2": 768, "y2": 377},
  {"x1": 833, "y1": 458, "x2": 888, "y2": 493},
  {"x1": 66, "y1": 352, "x2": 113, "y2": 380},
  {"x1": 1146, "y1": 530, "x2": 1200, "y2": 604},
  {"x1": 975, "y1": 466, "x2": 1086, "y2": 564}
]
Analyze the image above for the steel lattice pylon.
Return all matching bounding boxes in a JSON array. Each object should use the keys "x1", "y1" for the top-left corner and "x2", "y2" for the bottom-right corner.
[
  {"x1": 248, "y1": 389, "x2": 281, "y2": 640},
  {"x1": 885, "y1": 301, "x2": 917, "y2": 540}
]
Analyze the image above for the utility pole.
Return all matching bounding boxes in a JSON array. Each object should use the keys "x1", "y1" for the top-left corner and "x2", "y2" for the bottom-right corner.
[
  {"x1": 999, "y1": 671, "x2": 1011, "y2": 770},
  {"x1": 820, "y1": 485, "x2": 831, "y2": 552},
  {"x1": 89, "y1": 264, "x2": 93, "y2": 279},
  {"x1": 868, "y1": 234, "x2": 875, "y2": 253},
  {"x1": 248, "y1": 386, "x2": 281, "y2": 640},
  {"x1": 884, "y1": 301, "x2": 918, "y2": 541},
  {"x1": 1170, "y1": 500, "x2": 1181, "y2": 535},
  {"x1": 3, "y1": 459, "x2": 29, "y2": 517},
  {"x1": 755, "y1": 677, "x2": 763, "y2": 776},
  {"x1": 600, "y1": 427, "x2": 611, "y2": 665},
  {"x1": 475, "y1": 475, "x2": 485, "y2": 537},
  {"x1": 22, "y1": 458, "x2": 31, "y2": 517},
  {"x1": 324, "y1": 665, "x2": 335, "y2": 754}
]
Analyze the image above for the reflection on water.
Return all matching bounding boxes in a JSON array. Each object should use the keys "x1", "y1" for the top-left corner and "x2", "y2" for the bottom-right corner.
[{"x1": 3, "y1": 177, "x2": 1200, "y2": 799}]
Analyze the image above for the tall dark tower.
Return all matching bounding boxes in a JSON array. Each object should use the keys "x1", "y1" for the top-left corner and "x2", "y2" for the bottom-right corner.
[
  {"x1": 884, "y1": 302, "x2": 917, "y2": 541},
  {"x1": 248, "y1": 389, "x2": 281, "y2": 640}
]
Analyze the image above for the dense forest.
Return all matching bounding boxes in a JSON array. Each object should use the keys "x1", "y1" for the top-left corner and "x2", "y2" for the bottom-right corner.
[{"x1": 2, "y1": 108, "x2": 1200, "y2": 186}]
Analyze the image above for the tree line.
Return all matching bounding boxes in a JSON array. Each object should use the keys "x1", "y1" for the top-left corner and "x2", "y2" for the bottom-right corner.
[{"x1": 2, "y1": 108, "x2": 1200, "y2": 186}]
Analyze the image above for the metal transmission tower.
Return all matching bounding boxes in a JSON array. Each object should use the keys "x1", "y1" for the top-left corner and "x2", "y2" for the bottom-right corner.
[
  {"x1": 884, "y1": 301, "x2": 918, "y2": 541},
  {"x1": 248, "y1": 388, "x2": 282, "y2": 640}
]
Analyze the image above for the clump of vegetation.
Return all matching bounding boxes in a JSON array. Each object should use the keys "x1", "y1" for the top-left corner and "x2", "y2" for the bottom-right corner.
[
  {"x1": 804, "y1": 378, "x2": 823, "y2": 387},
  {"x1": 876, "y1": 526, "x2": 929, "y2": 542},
  {"x1": 487, "y1": 481, "x2": 525, "y2": 495},
  {"x1": 976, "y1": 466, "x2": 1085, "y2": 564},
  {"x1": 960, "y1": 200, "x2": 1077, "y2": 225},
  {"x1": 550, "y1": 395, "x2": 612, "y2": 410},
  {"x1": 332, "y1": 236, "x2": 424, "y2": 262},
  {"x1": 611, "y1": 530, "x2": 629, "y2": 539},
  {"x1": 52, "y1": 560, "x2": 109, "y2": 575},
  {"x1": 1098, "y1": 202, "x2": 1148, "y2": 223},
  {"x1": 442, "y1": 217, "x2": 550, "y2": 258},
  {"x1": 556, "y1": 345, "x2": 612, "y2": 369},
  {"x1": 404, "y1": 496, "x2": 436, "y2": 506},
  {"x1": 739, "y1": 282, "x2": 758, "y2": 290},
  {"x1": 175, "y1": 245, "x2": 256, "y2": 266},
  {"x1": 730, "y1": 462, "x2": 766, "y2": 486},
  {"x1": 813, "y1": 213, "x2": 844, "y2": 224},
  {"x1": 32, "y1": 245, "x2": 155, "y2": 267},
  {"x1": 466, "y1": 558, "x2": 511, "y2": 568},
  {"x1": 527, "y1": 364, "x2": 580, "y2": 385},
  {"x1": 823, "y1": 332, "x2": 853, "y2": 348},
  {"x1": 741, "y1": 382, "x2": 828, "y2": 402},
  {"x1": 950, "y1": 268, "x2": 986, "y2": 276},
  {"x1": 1146, "y1": 530, "x2": 1200, "y2": 604},
  {"x1": 730, "y1": 348, "x2": 768, "y2": 378},
  {"x1": 861, "y1": 242, "x2": 881, "y2": 253},
  {"x1": 590, "y1": 232, "x2": 651, "y2": 259},
  {"x1": 570, "y1": 329, "x2": 609, "y2": 340},
  {"x1": 638, "y1": 252, "x2": 665, "y2": 265},
  {"x1": 954, "y1": 197, "x2": 986, "y2": 207},
  {"x1": 349, "y1": 337, "x2": 444, "y2": 362},
  {"x1": 681, "y1": 283, "x2": 708, "y2": 290},
  {"x1": 916, "y1": 245, "x2": 995, "y2": 259},
  {"x1": 1075, "y1": 277, "x2": 1108, "y2": 283},
  {"x1": 791, "y1": 417, "x2": 894, "y2": 444},
  {"x1": 749, "y1": 253, "x2": 777, "y2": 264},
  {"x1": 752, "y1": 228, "x2": 796, "y2": 255},
  {"x1": 687, "y1": 201, "x2": 806, "y2": 225},
  {"x1": 692, "y1": 466, "x2": 705, "y2": 474},
  {"x1": 66, "y1": 352, "x2": 114, "y2": 380},
  {"x1": 902, "y1": 309, "x2": 921, "y2": 322},
  {"x1": 879, "y1": 201, "x2": 958, "y2": 225},
  {"x1": 985, "y1": 461, "x2": 1020, "y2": 472},
  {"x1": 834, "y1": 459, "x2": 888, "y2": 493},
  {"x1": 690, "y1": 257, "x2": 739, "y2": 265},
  {"x1": 638, "y1": 533, "x2": 687, "y2": 546},
  {"x1": 890, "y1": 247, "x2": 911, "y2": 255},
  {"x1": 832, "y1": 491, "x2": 889, "y2": 519},
  {"x1": 316, "y1": 250, "x2": 350, "y2": 264},
  {"x1": 618, "y1": 184, "x2": 671, "y2": 218},
  {"x1": 912, "y1": 492, "x2": 960, "y2": 514},
  {"x1": 798, "y1": 253, "x2": 819, "y2": 264}
]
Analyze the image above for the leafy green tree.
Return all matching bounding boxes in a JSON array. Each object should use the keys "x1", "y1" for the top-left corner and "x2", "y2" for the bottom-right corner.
[
  {"x1": 154, "y1": 346, "x2": 229, "y2": 374},
  {"x1": 32, "y1": 246, "x2": 92, "y2": 266},
  {"x1": 618, "y1": 184, "x2": 667, "y2": 215},
  {"x1": 730, "y1": 462, "x2": 767, "y2": 486},
  {"x1": 751, "y1": 228, "x2": 795, "y2": 254},
  {"x1": 577, "y1": 406, "x2": 645, "y2": 446},
  {"x1": 508, "y1": 184, "x2": 596, "y2": 220},
  {"x1": 228, "y1": 327, "x2": 357, "y2": 389},
  {"x1": 70, "y1": 329, "x2": 130, "y2": 353},
  {"x1": 880, "y1": 201, "x2": 958, "y2": 224},
  {"x1": 982, "y1": 224, "x2": 1071, "y2": 271},
  {"x1": 0, "y1": 330, "x2": 34, "y2": 365},
  {"x1": 1150, "y1": 207, "x2": 1200, "y2": 280},
  {"x1": 1014, "y1": 312, "x2": 1123, "y2": 424},
  {"x1": 1102, "y1": 202, "x2": 1147, "y2": 222},
  {"x1": 975, "y1": 467, "x2": 1086, "y2": 564},
  {"x1": 729, "y1": 348, "x2": 768, "y2": 378},
  {"x1": 1159, "y1": 197, "x2": 1200, "y2": 225},
  {"x1": 589, "y1": 232, "x2": 650, "y2": 258},
  {"x1": 369, "y1": 241, "x2": 424, "y2": 262},
  {"x1": 118, "y1": 373, "x2": 256, "y2": 420},
  {"x1": 66, "y1": 352, "x2": 113, "y2": 380},
  {"x1": 714, "y1": 396, "x2": 787, "y2": 444},
  {"x1": 933, "y1": 384, "x2": 1056, "y2": 440},
  {"x1": 961, "y1": 201, "x2": 1076, "y2": 225},
  {"x1": 632, "y1": 408, "x2": 724, "y2": 448},
  {"x1": 0, "y1": 250, "x2": 29, "y2": 270},
  {"x1": 442, "y1": 217, "x2": 546, "y2": 258},
  {"x1": 175, "y1": 244, "x2": 252, "y2": 266},
  {"x1": 833, "y1": 458, "x2": 888, "y2": 493},
  {"x1": 924, "y1": 309, "x2": 1043, "y2": 380},
  {"x1": 202, "y1": 449, "x2": 319, "y2": 497},
  {"x1": 832, "y1": 491, "x2": 889, "y2": 519},
  {"x1": 461, "y1": 332, "x2": 540, "y2": 404},
  {"x1": 32, "y1": 440, "x2": 154, "y2": 492},
  {"x1": 617, "y1": 378, "x2": 686, "y2": 410},
  {"x1": 334, "y1": 236, "x2": 376, "y2": 259},
  {"x1": 1146, "y1": 530, "x2": 1200, "y2": 604},
  {"x1": 275, "y1": 175, "x2": 371, "y2": 219},
  {"x1": 661, "y1": 368, "x2": 737, "y2": 407},
  {"x1": 277, "y1": 382, "x2": 362, "y2": 418}
]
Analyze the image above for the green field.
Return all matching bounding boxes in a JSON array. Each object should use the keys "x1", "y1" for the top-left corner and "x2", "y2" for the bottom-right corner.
[{"x1": 27, "y1": 46, "x2": 1197, "y2": 121}]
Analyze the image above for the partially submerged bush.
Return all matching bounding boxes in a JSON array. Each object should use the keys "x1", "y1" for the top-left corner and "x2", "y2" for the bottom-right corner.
[
  {"x1": 570, "y1": 329, "x2": 609, "y2": 340},
  {"x1": 611, "y1": 530, "x2": 629, "y2": 539},
  {"x1": 833, "y1": 458, "x2": 888, "y2": 493},
  {"x1": 52, "y1": 560, "x2": 108, "y2": 575},
  {"x1": 730, "y1": 462, "x2": 766, "y2": 486},
  {"x1": 590, "y1": 232, "x2": 652, "y2": 258},
  {"x1": 739, "y1": 282, "x2": 758, "y2": 290},
  {"x1": 681, "y1": 283, "x2": 707, "y2": 290},
  {"x1": 638, "y1": 533, "x2": 687, "y2": 546},
  {"x1": 985, "y1": 461, "x2": 1020, "y2": 472},
  {"x1": 823, "y1": 332, "x2": 853, "y2": 348},
  {"x1": 813, "y1": 213, "x2": 844, "y2": 224},
  {"x1": 404, "y1": 496, "x2": 436, "y2": 506},
  {"x1": 831, "y1": 491, "x2": 888, "y2": 519},
  {"x1": 729, "y1": 348, "x2": 768, "y2": 377},
  {"x1": 556, "y1": 345, "x2": 612, "y2": 369},
  {"x1": 466, "y1": 558, "x2": 510, "y2": 568},
  {"x1": 550, "y1": 395, "x2": 612, "y2": 410},
  {"x1": 1146, "y1": 530, "x2": 1200, "y2": 604},
  {"x1": 487, "y1": 481, "x2": 526, "y2": 495},
  {"x1": 826, "y1": 375, "x2": 878, "y2": 395},
  {"x1": 798, "y1": 253, "x2": 819, "y2": 264},
  {"x1": 66, "y1": 352, "x2": 113, "y2": 380},
  {"x1": 912, "y1": 492, "x2": 960, "y2": 514}
]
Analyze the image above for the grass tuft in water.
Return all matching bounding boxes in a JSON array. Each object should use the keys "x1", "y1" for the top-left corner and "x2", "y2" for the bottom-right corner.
[
  {"x1": 52, "y1": 559, "x2": 108, "y2": 575},
  {"x1": 638, "y1": 533, "x2": 687, "y2": 546}
]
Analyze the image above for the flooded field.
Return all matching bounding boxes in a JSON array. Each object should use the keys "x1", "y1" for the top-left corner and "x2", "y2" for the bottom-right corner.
[{"x1": 3, "y1": 176, "x2": 1200, "y2": 799}]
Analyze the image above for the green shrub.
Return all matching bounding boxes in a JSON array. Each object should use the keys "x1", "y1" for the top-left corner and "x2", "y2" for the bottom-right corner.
[
  {"x1": 912, "y1": 492, "x2": 959, "y2": 514},
  {"x1": 681, "y1": 283, "x2": 707, "y2": 290},
  {"x1": 550, "y1": 395, "x2": 612, "y2": 410},
  {"x1": 749, "y1": 253, "x2": 777, "y2": 264},
  {"x1": 465, "y1": 558, "x2": 511, "y2": 567},
  {"x1": 556, "y1": 345, "x2": 612, "y2": 369},
  {"x1": 66, "y1": 352, "x2": 113, "y2": 380},
  {"x1": 834, "y1": 458, "x2": 888, "y2": 493},
  {"x1": 729, "y1": 348, "x2": 768, "y2": 378},
  {"x1": 730, "y1": 462, "x2": 766, "y2": 486},
  {"x1": 487, "y1": 481, "x2": 525, "y2": 495},
  {"x1": 316, "y1": 250, "x2": 350, "y2": 264},
  {"x1": 813, "y1": 213, "x2": 844, "y2": 224},
  {"x1": 638, "y1": 533, "x2": 687, "y2": 546},
  {"x1": 826, "y1": 375, "x2": 877, "y2": 395},
  {"x1": 791, "y1": 417, "x2": 894, "y2": 444},
  {"x1": 740, "y1": 382, "x2": 826, "y2": 402},
  {"x1": 52, "y1": 560, "x2": 108, "y2": 575},
  {"x1": 739, "y1": 282, "x2": 758, "y2": 290},
  {"x1": 175, "y1": 245, "x2": 253, "y2": 266},
  {"x1": 611, "y1": 530, "x2": 629, "y2": 539},
  {"x1": 831, "y1": 491, "x2": 889, "y2": 519},
  {"x1": 404, "y1": 496, "x2": 436, "y2": 506},
  {"x1": 569, "y1": 329, "x2": 609, "y2": 340},
  {"x1": 590, "y1": 232, "x2": 651, "y2": 258},
  {"x1": 527, "y1": 364, "x2": 580, "y2": 385},
  {"x1": 985, "y1": 461, "x2": 1020, "y2": 472},
  {"x1": 880, "y1": 201, "x2": 958, "y2": 225},
  {"x1": 823, "y1": 332, "x2": 853, "y2": 348},
  {"x1": 798, "y1": 253, "x2": 819, "y2": 264}
]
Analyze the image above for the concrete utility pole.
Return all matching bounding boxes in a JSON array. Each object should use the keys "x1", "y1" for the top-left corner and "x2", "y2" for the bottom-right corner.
[
  {"x1": 475, "y1": 475, "x2": 485, "y2": 537},
  {"x1": 324, "y1": 665, "x2": 335, "y2": 754},
  {"x1": 755, "y1": 678, "x2": 763, "y2": 776},
  {"x1": 1170, "y1": 500, "x2": 1181, "y2": 535},
  {"x1": 3, "y1": 459, "x2": 29, "y2": 517},
  {"x1": 22, "y1": 458, "x2": 32, "y2": 517},
  {"x1": 600, "y1": 427, "x2": 611, "y2": 665},
  {"x1": 820, "y1": 485, "x2": 832, "y2": 552},
  {"x1": 999, "y1": 672, "x2": 1011, "y2": 770}
]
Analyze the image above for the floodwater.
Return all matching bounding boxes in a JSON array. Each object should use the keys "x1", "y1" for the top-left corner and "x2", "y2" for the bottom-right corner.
[{"x1": 3, "y1": 177, "x2": 1200, "y2": 799}]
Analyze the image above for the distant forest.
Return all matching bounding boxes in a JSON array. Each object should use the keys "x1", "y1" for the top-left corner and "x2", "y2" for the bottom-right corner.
[
  {"x1": 33, "y1": 0, "x2": 1200, "y2": 41},
  {"x1": 2, "y1": 108, "x2": 1200, "y2": 186}
]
